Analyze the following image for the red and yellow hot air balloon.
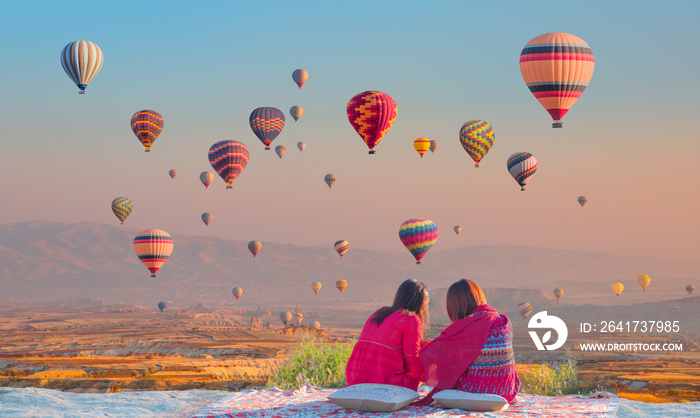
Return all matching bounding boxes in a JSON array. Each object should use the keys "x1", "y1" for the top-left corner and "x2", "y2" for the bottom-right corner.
[
  {"x1": 399, "y1": 219, "x2": 438, "y2": 264},
  {"x1": 335, "y1": 279, "x2": 348, "y2": 293},
  {"x1": 133, "y1": 229, "x2": 173, "y2": 278},
  {"x1": 131, "y1": 110, "x2": 164, "y2": 152},
  {"x1": 347, "y1": 91, "x2": 397, "y2": 154},
  {"x1": 520, "y1": 33, "x2": 595, "y2": 128},
  {"x1": 413, "y1": 138, "x2": 430, "y2": 158}
]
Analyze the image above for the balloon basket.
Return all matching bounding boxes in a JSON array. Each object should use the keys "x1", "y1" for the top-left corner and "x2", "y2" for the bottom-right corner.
[
  {"x1": 226, "y1": 186, "x2": 232, "y2": 189},
  {"x1": 416, "y1": 261, "x2": 421, "y2": 265},
  {"x1": 552, "y1": 121, "x2": 563, "y2": 128},
  {"x1": 79, "y1": 91, "x2": 86, "y2": 95},
  {"x1": 521, "y1": 187, "x2": 525, "y2": 191},
  {"x1": 475, "y1": 164, "x2": 479, "y2": 168},
  {"x1": 151, "y1": 274, "x2": 156, "y2": 278},
  {"x1": 265, "y1": 147, "x2": 270, "y2": 150},
  {"x1": 369, "y1": 150, "x2": 376, "y2": 155},
  {"x1": 145, "y1": 149, "x2": 150, "y2": 152}
]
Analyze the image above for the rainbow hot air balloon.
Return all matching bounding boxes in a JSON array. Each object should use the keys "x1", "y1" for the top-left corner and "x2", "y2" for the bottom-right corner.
[
  {"x1": 459, "y1": 120, "x2": 494, "y2": 167},
  {"x1": 111, "y1": 197, "x2": 132, "y2": 225},
  {"x1": 517, "y1": 302, "x2": 532, "y2": 319},
  {"x1": 324, "y1": 174, "x2": 336, "y2": 189},
  {"x1": 612, "y1": 282, "x2": 624, "y2": 297},
  {"x1": 131, "y1": 110, "x2": 164, "y2": 152},
  {"x1": 200, "y1": 171, "x2": 214, "y2": 189},
  {"x1": 310, "y1": 320, "x2": 321, "y2": 330},
  {"x1": 208, "y1": 140, "x2": 250, "y2": 189},
  {"x1": 201, "y1": 212, "x2": 212, "y2": 227},
  {"x1": 414, "y1": 138, "x2": 430, "y2": 158},
  {"x1": 275, "y1": 145, "x2": 286, "y2": 159},
  {"x1": 297, "y1": 142, "x2": 306, "y2": 152},
  {"x1": 232, "y1": 287, "x2": 243, "y2": 300},
  {"x1": 686, "y1": 285, "x2": 695, "y2": 295},
  {"x1": 578, "y1": 196, "x2": 588, "y2": 207},
  {"x1": 520, "y1": 32, "x2": 595, "y2": 128},
  {"x1": 60, "y1": 40, "x2": 103, "y2": 94},
  {"x1": 334, "y1": 240, "x2": 349, "y2": 258},
  {"x1": 292, "y1": 69, "x2": 308, "y2": 88},
  {"x1": 398, "y1": 218, "x2": 439, "y2": 264},
  {"x1": 158, "y1": 301, "x2": 167, "y2": 312},
  {"x1": 335, "y1": 279, "x2": 348, "y2": 293},
  {"x1": 133, "y1": 229, "x2": 174, "y2": 278},
  {"x1": 553, "y1": 288, "x2": 564, "y2": 303},
  {"x1": 637, "y1": 275, "x2": 651, "y2": 291},
  {"x1": 454, "y1": 226, "x2": 462, "y2": 235},
  {"x1": 311, "y1": 281, "x2": 322, "y2": 295},
  {"x1": 248, "y1": 240, "x2": 262, "y2": 258},
  {"x1": 347, "y1": 91, "x2": 397, "y2": 154},
  {"x1": 169, "y1": 169, "x2": 178, "y2": 179},
  {"x1": 429, "y1": 140, "x2": 439, "y2": 154},
  {"x1": 290, "y1": 106, "x2": 303, "y2": 122},
  {"x1": 507, "y1": 152, "x2": 537, "y2": 191},
  {"x1": 249, "y1": 107, "x2": 285, "y2": 150},
  {"x1": 280, "y1": 311, "x2": 293, "y2": 325}
]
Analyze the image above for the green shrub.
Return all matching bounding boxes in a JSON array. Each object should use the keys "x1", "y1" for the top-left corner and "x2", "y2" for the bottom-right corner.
[
  {"x1": 267, "y1": 339, "x2": 355, "y2": 389},
  {"x1": 520, "y1": 359, "x2": 601, "y2": 396}
]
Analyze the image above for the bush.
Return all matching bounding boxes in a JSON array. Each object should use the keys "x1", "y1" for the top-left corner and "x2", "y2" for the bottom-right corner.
[
  {"x1": 520, "y1": 359, "x2": 600, "y2": 396},
  {"x1": 267, "y1": 339, "x2": 355, "y2": 389}
]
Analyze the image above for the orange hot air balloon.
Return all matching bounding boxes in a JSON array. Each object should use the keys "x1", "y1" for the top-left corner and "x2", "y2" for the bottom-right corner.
[
  {"x1": 169, "y1": 169, "x2": 178, "y2": 179},
  {"x1": 413, "y1": 138, "x2": 430, "y2": 158},
  {"x1": 311, "y1": 281, "x2": 322, "y2": 295},
  {"x1": 133, "y1": 229, "x2": 174, "y2": 278},
  {"x1": 335, "y1": 279, "x2": 348, "y2": 293},
  {"x1": 520, "y1": 33, "x2": 595, "y2": 128},
  {"x1": 347, "y1": 91, "x2": 397, "y2": 154},
  {"x1": 232, "y1": 287, "x2": 243, "y2": 300}
]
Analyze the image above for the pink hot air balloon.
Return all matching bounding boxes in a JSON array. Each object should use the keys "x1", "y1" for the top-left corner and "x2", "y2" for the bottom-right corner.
[{"x1": 398, "y1": 219, "x2": 438, "y2": 264}]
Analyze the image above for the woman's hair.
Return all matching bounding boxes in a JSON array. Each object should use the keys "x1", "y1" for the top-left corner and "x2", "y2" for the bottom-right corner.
[
  {"x1": 445, "y1": 279, "x2": 487, "y2": 322},
  {"x1": 371, "y1": 279, "x2": 429, "y2": 334}
]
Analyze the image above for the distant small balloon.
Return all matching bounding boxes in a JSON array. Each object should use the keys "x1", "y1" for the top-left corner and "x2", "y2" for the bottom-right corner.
[
  {"x1": 334, "y1": 240, "x2": 349, "y2": 258},
  {"x1": 413, "y1": 138, "x2": 430, "y2": 158},
  {"x1": 292, "y1": 69, "x2": 308, "y2": 89},
  {"x1": 280, "y1": 311, "x2": 292, "y2": 325},
  {"x1": 200, "y1": 171, "x2": 214, "y2": 189},
  {"x1": 250, "y1": 107, "x2": 285, "y2": 150},
  {"x1": 290, "y1": 106, "x2": 303, "y2": 122},
  {"x1": 507, "y1": 152, "x2": 537, "y2": 191},
  {"x1": 429, "y1": 140, "x2": 439, "y2": 154},
  {"x1": 517, "y1": 302, "x2": 532, "y2": 319},
  {"x1": 310, "y1": 320, "x2": 321, "y2": 330},
  {"x1": 293, "y1": 312, "x2": 304, "y2": 325},
  {"x1": 578, "y1": 196, "x2": 588, "y2": 207},
  {"x1": 157, "y1": 301, "x2": 167, "y2": 312},
  {"x1": 612, "y1": 282, "x2": 624, "y2": 296},
  {"x1": 169, "y1": 169, "x2": 178, "y2": 179},
  {"x1": 311, "y1": 281, "x2": 322, "y2": 295},
  {"x1": 232, "y1": 287, "x2": 243, "y2": 300},
  {"x1": 453, "y1": 226, "x2": 462, "y2": 235},
  {"x1": 553, "y1": 288, "x2": 564, "y2": 302},
  {"x1": 686, "y1": 284, "x2": 695, "y2": 295},
  {"x1": 248, "y1": 240, "x2": 262, "y2": 258},
  {"x1": 637, "y1": 275, "x2": 651, "y2": 291},
  {"x1": 111, "y1": 197, "x2": 132, "y2": 225},
  {"x1": 275, "y1": 145, "x2": 286, "y2": 159},
  {"x1": 336, "y1": 279, "x2": 348, "y2": 293},
  {"x1": 324, "y1": 174, "x2": 336, "y2": 189},
  {"x1": 201, "y1": 212, "x2": 212, "y2": 226},
  {"x1": 297, "y1": 142, "x2": 306, "y2": 152}
]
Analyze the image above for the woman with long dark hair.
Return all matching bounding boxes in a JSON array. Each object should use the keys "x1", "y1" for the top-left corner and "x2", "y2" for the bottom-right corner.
[
  {"x1": 415, "y1": 279, "x2": 520, "y2": 404},
  {"x1": 345, "y1": 279, "x2": 429, "y2": 390}
]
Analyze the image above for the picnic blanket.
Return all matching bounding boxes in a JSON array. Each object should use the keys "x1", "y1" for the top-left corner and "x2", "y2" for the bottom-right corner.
[{"x1": 191, "y1": 384, "x2": 619, "y2": 418}]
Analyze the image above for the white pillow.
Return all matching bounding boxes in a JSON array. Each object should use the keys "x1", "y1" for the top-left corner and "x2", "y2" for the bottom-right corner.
[
  {"x1": 327, "y1": 384, "x2": 419, "y2": 412},
  {"x1": 432, "y1": 390, "x2": 509, "y2": 411}
]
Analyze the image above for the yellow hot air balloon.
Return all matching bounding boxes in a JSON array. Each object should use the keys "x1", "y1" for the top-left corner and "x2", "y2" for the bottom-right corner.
[
  {"x1": 612, "y1": 282, "x2": 624, "y2": 296},
  {"x1": 335, "y1": 279, "x2": 348, "y2": 293},
  {"x1": 553, "y1": 288, "x2": 563, "y2": 303},
  {"x1": 637, "y1": 275, "x2": 651, "y2": 291},
  {"x1": 311, "y1": 281, "x2": 322, "y2": 295},
  {"x1": 413, "y1": 138, "x2": 430, "y2": 158}
]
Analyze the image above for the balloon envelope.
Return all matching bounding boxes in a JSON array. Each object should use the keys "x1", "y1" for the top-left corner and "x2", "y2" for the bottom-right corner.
[
  {"x1": 292, "y1": 69, "x2": 308, "y2": 88},
  {"x1": 517, "y1": 302, "x2": 532, "y2": 319},
  {"x1": 334, "y1": 240, "x2": 349, "y2": 258},
  {"x1": 297, "y1": 141, "x2": 306, "y2": 152},
  {"x1": 507, "y1": 152, "x2": 537, "y2": 191},
  {"x1": 208, "y1": 140, "x2": 250, "y2": 189},
  {"x1": 612, "y1": 282, "x2": 624, "y2": 296},
  {"x1": 310, "y1": 320, "x2": 321, "y2": 330},
  {"x1": 232, "y1": 287, "x2": 243, "y2": 300},
  {"x1": 553, "y1": 288, "x2": 564, "y2": 301},
  {"x1": 686, "y1": 285, "x2": 695, "y2": 295},
  {"x1": 275, "y1": 145, "x2": 286, "y2": 159},
  {"x1": 248, "y1": 240, "x2": 262, "y2": 258},
  {"x1": 429, "y1": 140, "x2": 439, "y2": 153},
  {"x1": 280, "y1": 311, "x2": 293, "y2": 325},
  {"x1": 347, "y1": 91, "x2": 397, "y2": 154},
  {"x1": 459, "y1": 120, "x2": 494, "y2": 167},
  {"x1": 249, "y1": 107, "x2": 285, "y2": 150},
  {"x1": 169, "y1": 169, "x2": 177, "y2": 179},
  {"x1": 453, "y1": 226, "x2": 462, "y2": 235},
  {"x1": 414, "y1": 138, "x2": 430, "y2": 157},
  {"x1": 637, "y1": 275, "x2": 651, "y2": 291},
  {"x1": 111, "y1": 197, "x2": 132, "y2": 225},
  {"x1": 578, "y1": 196, "x2": 588, "y2": 207},
  {"x1": 293, "y1": 312, "x2": 304, "y2": 325},
  {"x1": 335, "y1": 279, "x2": 348, "y2": 293},
  {"x1": 311, "y1": 281, "x2": 322, "y2": 295},
  {"x1": 399, "y1": 219, "x2": 438, "y2": 264},
  {"x1": 133, "y1": 229, "x2": 173, "y2": 278},
  {"x1": 61, "y1": 40, "x2": 103, "y2": 94},
  {"x1": 324, "y1": 174, "x2": 336, "y2": 189},
  {"x1": 201, "y1": 212, "x2": 212, "y2": 226},
  {"x1": 200, "y1": 171, "x2": 214, "y2": 189},
  {"x1": 290, "y1": 106, "x2": 303, "y2": 122},
  {"x1": 157, "y1": 302, "x2": 167, "y2": 312},
  {"x1": 131, "y1": 110, "x2": 164, "y2": 152}
]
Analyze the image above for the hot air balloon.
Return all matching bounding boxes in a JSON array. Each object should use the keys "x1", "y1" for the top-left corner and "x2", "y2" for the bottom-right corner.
[
  {"x1": 297, "y1": 142, "x2": 306, "y2": 152},
  {"x1": 324, "y1": 174, "x2": 336, "y2": 189},
  {"x1": 275, "y1": 145, "x2": 286, "y2": 159},
  {"x1": 347, "y1": 91, "x2": 397, "y2": 154},
  {"x1": 133, "y1": 229, "x2": 174, "y2": 278},
  {"x1": 334, "y1": 240, "x2": 349, "y2": 258},
  {"x1": 336, "y1": 279, "x2": 348, "y2": 293},
  {"x1": 292, "y1": 69, "x2": 308, "y2": 89},
  {"x1": 249, "y1": 107, "x2": 285, "y2": 150},
  {"x1": 507, "y1": 152, "x2": 537, "y2": 191},
  {"x1": 158, "y1": 302, "x2": 167, "y2": 312},
  {"x1": 520, "y1": 32, "x2": 595, "y2": 128},
  {"x1": 612, "y1": 282, "x2": 624, "y2": 297},
  {"x1": 578, "y1": 196, "x2": 588, "y2": 207},
  {"x1": 60, "y1": 41, "x2": 103, "y2": 94},
  {"x1": 517, "y1": 302, "x2": 532, "y2": 319},
  {"x1": 169, "y1": 169, "x2": 178, "y2": 179},
  {"x1": 248, "y1": 240, "x2": 262, "y2": 258},
  {"x1": 131, "y1": 110, "x2": 164, "y2": 152},
  {"x1": 310, "y1": 320, "x2": 321, "y2": 330},
  {"x1": 208, "y1": 140, "x2": 250, "y2": 189},
  {"x1": 293, "y1": 312, "x2": 304, "y2": 325},
  {"x1": 290, "y1": 106, "x2": 303, "y2": 122},
  {"x1": 111, "y1": 197, "x2": 132, "y2": 225},
  {"x1": 637, "y1": 275, "x2": 651, "y2": 291},
  {"x1": 280, "y1": 311, "x2": 292, "y2": 325},
  {"x1": 200, "y1": 171, "x2": 214, "y2": 189},
  {"x1": 311, "y1": 281, "x2": 322, "y2": 295},
  {"x1": 686, "y1": 285, "x2": 695, "y2": 295},
  {"x1": 454, "y1": 226, "x2": 462, "y2": 235},
  {"x1": 399, "y1": 218, "x2": 438, "y2": 264},
  {"x1": 414, "y1": 138, "x2": 430, "y2": 158},
  {"x1": 429, "y1": 140, "x2": 439, "y2": 154},
  {"x1": 459, "y1": 120, "x2": 494, "y2": 167},
  {"x1": 553, "y1": 288, "x2": 563, "y2": 303},
  {"x1": 232, "y1": 287, "x2": 243, "y2": 300},
  {"x1": 201, "y1": 212, "x2": 212, "y2": 226}
]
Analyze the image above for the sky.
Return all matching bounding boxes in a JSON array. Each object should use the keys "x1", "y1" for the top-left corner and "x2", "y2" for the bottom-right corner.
[{"x1": 0, "y1": 1, "x2": 698, "y2": 262}]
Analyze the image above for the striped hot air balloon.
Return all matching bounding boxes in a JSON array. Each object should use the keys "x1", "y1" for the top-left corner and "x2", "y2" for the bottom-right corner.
[
  {"x1": 578, "y1": 196, "x2": 588, "y2": 207},
  {"x1": 347, "y1": 91, "x2": 397, "y2": 154},
  {"x1": 335, "y1": 279, "x2": 348, "y2": 293},
  {"x1": 169, "y1": 169, "x2": 177, "y2": 179},
  {"x1": 507, "y1": 152, "x2": 537, "y2": 191},
  {"x1": 311, "y1": 281, "x2": 322, "y2": 295},
  {"x1": 399, "y1": 219, "x2": 439, "y2": 264},
  {"x1": 297, "y1": 142, "x2": 306, "y2": 152},
  {"x1": 324, "y1": 174, "x2": 336, "y2": 189},
  {"x1": 200, "y1": 171, "x2": 214, "y2": 189},
  {"x1": 520, "y1": 32, "x2": 595, "y2": 128},
  {"x1": 133, "y1": 229, "x2": 174, "y2": 278},
  {"x1": 290, "y1": 106, "x2": 303, "y2": 122},
  {"x1": 208, "y1": 140, "x2": 250, "y2": 189},
  {"x1": 292, "y1": 69, "x2": 308, "y2": 88},
  {"x1": 334, "y1": 240, "x2": 349, "y2": 258},
  {"x1": 414, "y1": 138, "x2": 430, "y2": 158},
  {"x1": 111, "y1": 197, "x2": 132, "y2": 225},
  {"x1": 459, "y1": 120, "x2": 494, "y2": 167},
  {"x1": 275, "y1": 145, "x2": 286, "y2": 159},
  {"x1": 687, "y1": 285, "x2": 695, "y2": 295},
  {"x1": 249, "y1": 107, "x2": 285, "y2": 150},
  {"x1": 517, "y1": 302, "x2": 532, "y2": 319},
  {"x1": 201, "y1": 212, "x2": 212, "y2": 226},
  {"x1": 60, "y1": 40, "x2": 103, "y2": 94},
  {"x1": 232, "y1": 287, "x2": 243, "y2": 300},
  {"x1": 131, "y1": 110, "x2": 164, "y2": 152},
  {"x1": 293, "y1": 312, "x2": 304, "y2": 325},
  {"x1": 157, "y1": 302, "x2": 167, "y2": 312},
  {"x1": 248, "y1": 240, "x2": 262, "y2": 258}
]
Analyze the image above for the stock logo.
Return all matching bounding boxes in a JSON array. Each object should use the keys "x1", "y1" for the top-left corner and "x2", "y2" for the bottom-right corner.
[{"x1": 528, "y1": 311, "x2": 568, "y2": 351}]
